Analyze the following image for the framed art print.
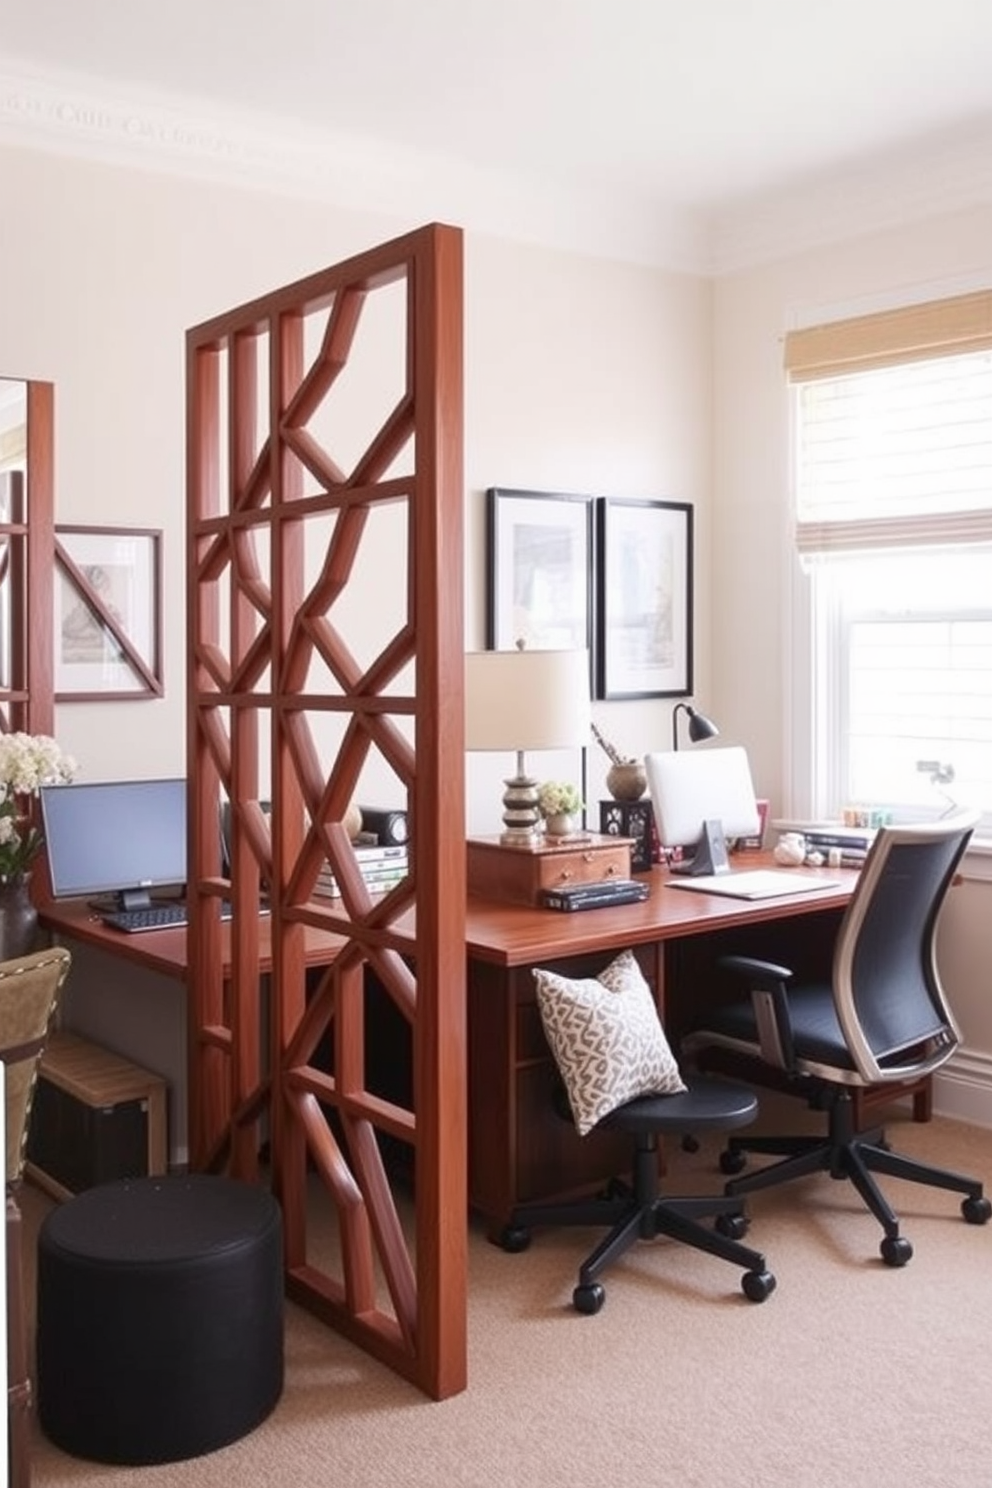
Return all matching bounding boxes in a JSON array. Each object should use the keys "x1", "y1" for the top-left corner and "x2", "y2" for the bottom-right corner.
[
  {"x1": 595, "y1": 497, "x2": 692, "y2": 700},
  {"x1": 485, "y1": 487, "x2": 594, "y2": 659},
  {"x1": 55, "y1": 525, "x2": 163, "y2": 700}
]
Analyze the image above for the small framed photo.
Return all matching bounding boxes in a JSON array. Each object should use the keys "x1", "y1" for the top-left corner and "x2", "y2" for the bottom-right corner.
[
  {"x1": 485, "y1": 487, "x2": 594, "y2": 659},
  {"x1": 55, "y1": 526, "x2": 163, "y2": 700},
  {"x1": 595, "y1": 498, "x2": 692, "y2": 700}
]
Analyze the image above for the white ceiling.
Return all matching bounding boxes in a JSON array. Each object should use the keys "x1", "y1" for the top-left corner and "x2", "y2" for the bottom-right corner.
[{"x1": 3, "y1": 0, "x2": 992, "y2": 272}]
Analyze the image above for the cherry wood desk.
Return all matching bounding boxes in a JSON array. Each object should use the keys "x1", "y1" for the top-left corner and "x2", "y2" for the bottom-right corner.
[
  {"x1": 38, "y1": 899, "x2": 344, "y2": 982},
  {"x1": 42, "y1": 862, "x2": 917, "y2": 1237},
  {"x1": 463, "y1": 857, "x2": 862, "y2": 1235}
]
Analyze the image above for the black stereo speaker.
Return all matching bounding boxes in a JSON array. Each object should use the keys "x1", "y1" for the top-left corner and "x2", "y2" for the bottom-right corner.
[{"x1": 359, "y1": 807, "x2": 408, "y2": 846}]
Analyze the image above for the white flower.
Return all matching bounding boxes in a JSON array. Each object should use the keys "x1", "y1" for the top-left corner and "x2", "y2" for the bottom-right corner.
[
  {"x1": 0, "y1": 733, "x2": 77, "y2": 882},
  {"x1": 536, "y1": 780, "x2": 584, "y2": 818}
]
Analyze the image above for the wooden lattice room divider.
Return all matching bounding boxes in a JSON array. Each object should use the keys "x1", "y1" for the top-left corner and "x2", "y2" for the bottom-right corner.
[
  {"x1": 185, "y1": 224, "x2": 467, "y2": 1399},
  {"x1": 0, "y1": 379, "x2": 55, "y2": 738}
]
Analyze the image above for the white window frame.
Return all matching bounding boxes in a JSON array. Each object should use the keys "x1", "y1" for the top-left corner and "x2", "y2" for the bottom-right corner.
[{"x1": 785, "y1": 289, "x2": 992, "y2": 843}]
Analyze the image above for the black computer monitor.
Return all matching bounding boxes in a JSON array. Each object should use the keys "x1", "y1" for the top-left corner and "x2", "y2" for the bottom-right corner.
[{"x1": 40, "y1": 778, "x2": 187, "y2": 911}]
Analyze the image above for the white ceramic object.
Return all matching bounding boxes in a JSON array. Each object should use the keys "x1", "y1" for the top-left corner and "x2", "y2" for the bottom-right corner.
[{"x1": 773, "y1": 832, "x2": 807, "y2": 866}]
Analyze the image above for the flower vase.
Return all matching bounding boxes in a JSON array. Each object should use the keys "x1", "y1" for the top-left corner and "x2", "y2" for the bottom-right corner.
[
  {"x1": 545, "y1": 813, "x2": 577, "y2": 839},
  {"x1": 0, "y1": 876, "x2": 39, "y2": 962}
]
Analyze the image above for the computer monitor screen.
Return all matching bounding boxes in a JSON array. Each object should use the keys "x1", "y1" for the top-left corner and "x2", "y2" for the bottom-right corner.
[
  {"x1": 644, "y1": 746, "x2": 760, "y2": 851},
  {"x1": 40, "y1": 778, "x2": 187, "y2": 910}
]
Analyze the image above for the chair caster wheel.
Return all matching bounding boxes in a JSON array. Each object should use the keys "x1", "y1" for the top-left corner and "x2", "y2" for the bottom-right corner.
[
  {"x1": 715, "y1": 1211, "x2": 749, "y2": 1240},
  {"x1": 742, "y1": 1269, "x2": 776, "y2": 1302},
  {"x1": 573, "y1": 1282, "x2": 605, "y2": 1315},
  {"x1": 880, "y1": 1235, "x2": 913, "y2": 1266},
  {"x1": 497, "y1": 1225, "x2": 531, "y2": 1254},
  {"x1": 601, "y1": 1177, "x2": 629, "y2": 1201},
  {"x1": 720, "y1": 1148, "x2": 747, "y2": 1175},
  {"x1": 962, "y1": 1195, "x2": 991, "y2": 1225}
]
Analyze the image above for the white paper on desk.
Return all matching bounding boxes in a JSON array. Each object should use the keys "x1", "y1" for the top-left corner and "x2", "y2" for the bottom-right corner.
[{"x1": 666, "y1": 869, "x2": 841, "y2": 900}]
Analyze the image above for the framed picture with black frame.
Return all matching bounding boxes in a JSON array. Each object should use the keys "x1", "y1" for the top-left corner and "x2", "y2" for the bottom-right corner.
[
  {"x1": 485, "y1": 487, "x2": 595, "y2": 666},
  {"x1": 594, "y1": 497, "x2": 692, "y2": 700}
]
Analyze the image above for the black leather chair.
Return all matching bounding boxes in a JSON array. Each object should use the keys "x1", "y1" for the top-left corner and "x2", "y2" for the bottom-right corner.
[
  {"x1": 684, "y1": 813, "x2": 991, "y2": 1266},
  {"x1": 503, "y1": 1077, "x2": 777, "y2": 1312}
]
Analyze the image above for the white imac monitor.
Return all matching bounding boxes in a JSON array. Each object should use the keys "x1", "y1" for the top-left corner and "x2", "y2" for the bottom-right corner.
[{"x1": 644, "y1": 746, "x2": 760, "y2": 874}]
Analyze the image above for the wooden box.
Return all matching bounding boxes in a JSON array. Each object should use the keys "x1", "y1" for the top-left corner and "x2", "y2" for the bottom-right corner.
[
  {"x1": 467, "y1": 833, "x2": 633, "y2": 907},
  {"x1": 25, "y1": 1032, "x2": 168, "y2": 1200}
]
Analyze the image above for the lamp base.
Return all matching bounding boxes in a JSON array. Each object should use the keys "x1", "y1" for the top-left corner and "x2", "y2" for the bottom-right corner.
[{"x1": 499, "y1": 771, "x2": 542, "y2": 845}]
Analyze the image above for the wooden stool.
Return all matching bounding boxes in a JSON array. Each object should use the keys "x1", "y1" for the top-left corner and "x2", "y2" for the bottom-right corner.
[{"x1": 36, "y1": 1174, "x2": 283, "y2": 1464}]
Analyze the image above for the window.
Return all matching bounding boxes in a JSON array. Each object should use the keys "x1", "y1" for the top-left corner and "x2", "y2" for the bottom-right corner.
[{"x1": 786, "y1": 291, "x2": 992, "y2": 834}]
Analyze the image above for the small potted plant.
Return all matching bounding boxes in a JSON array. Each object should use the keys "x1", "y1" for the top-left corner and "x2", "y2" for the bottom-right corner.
[{"x1": 537, "y1": 780, "x2": 584, "y2": 838}]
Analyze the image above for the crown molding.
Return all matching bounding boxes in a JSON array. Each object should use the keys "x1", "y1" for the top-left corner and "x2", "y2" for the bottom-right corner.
[
  {"x1": 3, "y1": 62, "x2": 992, "y2": 279},
  {"x1": 0, "y1": 62, "x2": 707, "y2": 274}
]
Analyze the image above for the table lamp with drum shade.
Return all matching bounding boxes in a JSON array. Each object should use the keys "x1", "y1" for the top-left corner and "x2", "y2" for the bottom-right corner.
[{"x1": 465, "y1": 645, "x2": 591, "y2": 846}]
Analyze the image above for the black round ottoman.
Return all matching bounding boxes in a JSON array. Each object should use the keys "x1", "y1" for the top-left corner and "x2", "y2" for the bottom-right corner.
[{"x1": 36, "y1": 1174, "x2": 284, "y2": 1465}]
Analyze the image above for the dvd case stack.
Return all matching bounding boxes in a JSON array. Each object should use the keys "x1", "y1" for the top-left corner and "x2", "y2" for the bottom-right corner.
[{"x1": 316, "y1": 843, "x2": 408, "y2": 898}]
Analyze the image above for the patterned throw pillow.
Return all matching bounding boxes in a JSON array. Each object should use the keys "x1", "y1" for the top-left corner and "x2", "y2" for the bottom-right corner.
[{"x1": 533, "y1": 948, "x2": 686, "y2": 1136}]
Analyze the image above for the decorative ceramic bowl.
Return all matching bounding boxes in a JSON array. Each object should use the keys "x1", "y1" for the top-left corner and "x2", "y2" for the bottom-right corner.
[{"x1": 606, "y1": 762, "x2": 647, "y2": 802}]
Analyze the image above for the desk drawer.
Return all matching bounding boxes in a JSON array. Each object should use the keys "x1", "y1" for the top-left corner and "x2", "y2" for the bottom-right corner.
[{"x1": 533, "y1": 843, "x2": 630, "y2": 893}]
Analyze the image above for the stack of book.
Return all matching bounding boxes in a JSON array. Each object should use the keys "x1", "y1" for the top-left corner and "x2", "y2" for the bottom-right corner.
[
  {"x1": 541, "y1": 879, "x2": 650, "y2": 913},
  {"x1": 316, "y1": 843, "x2": 409, "y2": 899},
  {"x1": 774, "y1": 820, "x2": 875, "y2": 867}
]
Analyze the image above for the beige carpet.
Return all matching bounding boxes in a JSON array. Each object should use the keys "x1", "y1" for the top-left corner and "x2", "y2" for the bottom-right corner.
[{"x1": 23, "y1": 1101, "x2": 992, "y2": 1488}]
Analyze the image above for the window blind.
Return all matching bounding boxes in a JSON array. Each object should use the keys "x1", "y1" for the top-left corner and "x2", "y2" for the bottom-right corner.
[
  {"x1": 786, "y1": 296, "x2": 992, "y2": 557},
  {"x1": 784, "y1": 288, "x2": 992, "y2": 381}
]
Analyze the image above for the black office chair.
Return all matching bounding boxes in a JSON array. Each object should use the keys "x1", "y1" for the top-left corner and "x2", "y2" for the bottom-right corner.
[
  {"x1": 501, "y1": 950, "x2": 776, "y2": 1311},
  {"x1": 683, "y1": 813, "x2": 991, "y2": 1266},
  {"x1": 503, "y1": 1080, "x2": 777, "y2": 1312}
]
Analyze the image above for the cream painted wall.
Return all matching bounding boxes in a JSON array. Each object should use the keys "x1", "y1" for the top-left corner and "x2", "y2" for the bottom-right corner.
[
  {"x1": 0, "y1": 141, "x2": 712, "y2": 831},
  {"x1": 465, "y1": 236, "x2": 712, "y2": 828},
  {"x1": 711, "y1": 205, "x2": 992, "y2": 1124}
]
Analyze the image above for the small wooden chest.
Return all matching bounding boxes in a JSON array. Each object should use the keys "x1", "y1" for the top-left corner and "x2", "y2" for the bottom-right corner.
[{"x1": 467, "y1": 833, "x2": 633, "y2": 907}]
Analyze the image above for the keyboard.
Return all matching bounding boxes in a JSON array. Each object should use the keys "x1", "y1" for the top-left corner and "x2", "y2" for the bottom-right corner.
[
  {"x1": 100, "y1": 899, "x2": 266, "y2": 932},
  {"x1": 100, "y1": 902, "x2": 191, "y2": 933}
]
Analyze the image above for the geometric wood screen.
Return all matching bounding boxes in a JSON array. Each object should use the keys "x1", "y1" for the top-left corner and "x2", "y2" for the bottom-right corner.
[
  {"x1": 0, "y1": 378, "x2": 55, "y2": 739},
  {"x1": 185, "y1": 224, "x2": 467, "y2": 1399}
]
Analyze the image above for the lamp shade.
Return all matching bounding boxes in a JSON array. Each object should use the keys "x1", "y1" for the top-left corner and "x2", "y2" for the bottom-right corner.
[
  {"x1": 672, "y1": 702, "x2": 720, "y2": 752},
  {"x1": 465, "y1": 649, "x2": 591, "y2": 752}
]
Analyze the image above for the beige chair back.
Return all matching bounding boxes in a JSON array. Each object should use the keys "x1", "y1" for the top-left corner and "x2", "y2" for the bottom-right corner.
[{"x1": 0, "y1": 947, "x2": 72, "y2": 1186}]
